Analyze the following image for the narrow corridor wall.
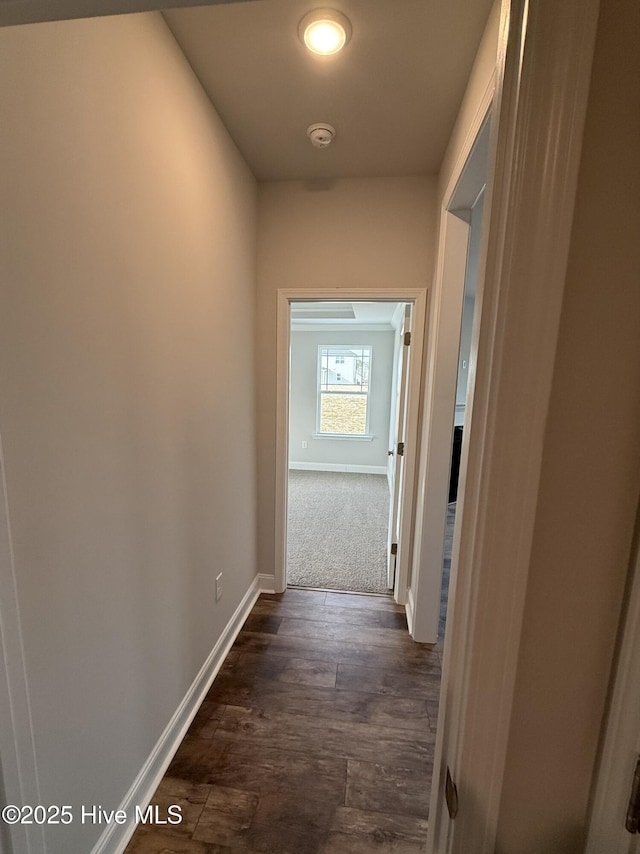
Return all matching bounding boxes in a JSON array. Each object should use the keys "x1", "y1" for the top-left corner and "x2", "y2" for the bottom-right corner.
[{"x1": 0, "y1": 13, "x2": 257, "y2": 853}]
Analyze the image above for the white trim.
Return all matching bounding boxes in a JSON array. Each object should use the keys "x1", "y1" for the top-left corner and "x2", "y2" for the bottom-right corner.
[
  {"x1": 257, "y1": 573, "x2": 277, "y2": 594},
  {"x1": 0, "y1": 436, "x2": 45, "y2": 854},
  {"x1": 275, "y1": 288, "x2": 427, "y2": 606},
  {"x1": 289, "y1": 463, "x2": 387, "y2": 475},
  {"x1": 427, "y1": 0, "x2": 600, "y2": 851},
  {"x1": 92, "y1": 575, "x2": 261, "y2": 854},
  {"x1": 410, "y1": 210, "x2": 472, "y2": 645},
  {"x1": 275, "y1": 291, "x2": 292, "y2": 595},
  {"x1": 405, "y1": 586, "x2": 416, "y2": 636},
  {"x1": 448, "y1": 80, "x2": 495, "y2": 217},
  {"x1": 586, "y1": 535, "x2": 640, "y2": 852},
  {"x1": 311, "y1": 434, "x2": 374, "y2": 442},
  {"x1": 410, "y1": 68, "x2": 494, "y2": 647}
]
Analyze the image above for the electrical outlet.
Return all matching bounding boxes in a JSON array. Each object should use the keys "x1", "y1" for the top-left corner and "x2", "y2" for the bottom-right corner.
[
  {"x1": 302, "y1": 440, "x2": 308, "y2": 449},
  {"x1": 215, "y1": 572, "x2": 223, "y2": 602}
]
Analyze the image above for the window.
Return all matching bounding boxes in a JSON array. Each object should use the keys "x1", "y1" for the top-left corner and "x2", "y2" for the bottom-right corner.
[{"x1": 317, "y1": 345, "x2": 371, "y2": 435}]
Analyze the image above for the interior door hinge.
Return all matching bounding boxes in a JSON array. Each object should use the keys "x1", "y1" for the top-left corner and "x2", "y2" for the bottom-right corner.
[
  {"x1": 397, "y1": 442, "x2": 405, "y2": 457},
  {"x1": 445, "y1": 766, "x2": 459, "y2": 819},
  {"x1": 390, "y1": 542, "x2": 398, "y2": 556},
  {"x1": 626, "y1": 756, "x2": 640, "y2": 833},
  {"x1": 404, "y1": 331, "x2": 411, "y2": 346}
]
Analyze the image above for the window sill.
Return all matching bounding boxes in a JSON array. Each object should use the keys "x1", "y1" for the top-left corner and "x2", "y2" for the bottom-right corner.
[{"x1": 312, "y1": 433, "x2": 374, "y2": 442}]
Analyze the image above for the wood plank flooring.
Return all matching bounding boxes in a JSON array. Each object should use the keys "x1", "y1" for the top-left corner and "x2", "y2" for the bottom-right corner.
[{"x1": 125, "y1": 589, "x2": 442, "y2": 854}]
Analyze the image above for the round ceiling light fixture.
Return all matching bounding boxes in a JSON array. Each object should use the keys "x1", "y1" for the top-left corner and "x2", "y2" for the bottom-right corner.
[{"x1": 299, "y1": 9, "x2": 352, "y2": 56}]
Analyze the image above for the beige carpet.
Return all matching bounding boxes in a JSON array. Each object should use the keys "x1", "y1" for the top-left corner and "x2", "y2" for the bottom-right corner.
[{"x1": 286, "y1": 470, "x2": 390, "y2": 593}]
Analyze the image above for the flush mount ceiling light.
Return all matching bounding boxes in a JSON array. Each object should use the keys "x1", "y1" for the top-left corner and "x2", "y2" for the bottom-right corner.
[{"x1": 299, "y1": 9, "x2": 352, "y2": 56}]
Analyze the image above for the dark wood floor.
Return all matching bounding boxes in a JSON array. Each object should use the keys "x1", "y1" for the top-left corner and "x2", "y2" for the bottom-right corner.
[{"x1": 125, "y1": 588, "x2": 443, "y2": 854}]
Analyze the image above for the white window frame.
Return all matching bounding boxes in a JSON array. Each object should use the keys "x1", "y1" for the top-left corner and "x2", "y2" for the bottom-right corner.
[{"x1": 315, "y1": 344, "x2": 373, "y2": 439}]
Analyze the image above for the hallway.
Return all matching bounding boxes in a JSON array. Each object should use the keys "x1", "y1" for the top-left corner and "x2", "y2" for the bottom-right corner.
[{"x1": 126, "y1": 590, "x2": 441, "y2": 853}]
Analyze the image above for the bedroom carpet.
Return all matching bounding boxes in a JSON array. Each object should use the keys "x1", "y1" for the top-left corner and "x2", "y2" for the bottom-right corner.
[{"x1": 286, "y1": 470, "x2": 390, "y2": 594}]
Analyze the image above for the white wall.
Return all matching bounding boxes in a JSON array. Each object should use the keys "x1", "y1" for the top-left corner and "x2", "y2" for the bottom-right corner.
[
  {"x1": 0, "y1": 13, "x2": 257, "y2": 853},
  {"x1": 437, "y1": 1, "x2": 500, "y2": 202},
  {"x1": 256, "y1": 177, "x2": 437, "y2": 580},
  {"x1": 289, "y1": 330, "x2": 395, "y2": 470}
]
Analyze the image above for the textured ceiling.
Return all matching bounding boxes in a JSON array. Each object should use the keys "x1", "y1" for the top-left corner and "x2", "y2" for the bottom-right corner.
[{"x1": 164, "y1": 0, "x2": 494, "y2": 181}]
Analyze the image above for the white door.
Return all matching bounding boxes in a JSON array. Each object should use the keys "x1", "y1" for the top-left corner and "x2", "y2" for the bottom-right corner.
[
  {"x1": 386, "y1": 304, "x2": 411, "y2": 589},
  {"x1": 586, "y1": 539, "x2": 640, "y2": 853}
]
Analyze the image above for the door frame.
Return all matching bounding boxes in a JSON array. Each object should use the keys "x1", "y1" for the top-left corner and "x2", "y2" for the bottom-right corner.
[
  {"x1": 409, "y1": 104, "x2": 492, "y2": 646},
  {"x1": 274, "y1": 288, "x2": 428, "y2": 605},
  {"x1": 0, "y1": 439, "x2": 45, "y2": 854},
  {"x1": 585, "y1": 516, "x2": 640, "y2": 852},
  {"x1": 426, "y1": 0, "x2": 600, "y2": 850}
]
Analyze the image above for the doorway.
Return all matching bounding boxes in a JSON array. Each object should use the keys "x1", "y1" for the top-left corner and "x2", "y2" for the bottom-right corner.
[
  {"x1": 409, "y1": 111, "x2": 491, "y2": 644},
  {"x1": 438, "y1": 129, "x2": 489, "y2": 641},
  {"x1": 286, "y1": 301, "x2": 409, "y2": 594},
  {"x1": 274, "y1": 288, "x2": 427, "y2": 605}
]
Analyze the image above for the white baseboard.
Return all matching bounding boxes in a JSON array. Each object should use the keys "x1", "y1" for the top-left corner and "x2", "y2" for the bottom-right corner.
[
  {"x1": 407, "y1": 585, "x2": 438, "y2": 644},
  {"x1": 289, "y1": 462, "x2": 387, "y2": 475},
  {"x1": 406, "y1": 586, "x2": 416, "y2": 636},
  {"x1": 92, "y1": 575, "x2": 261, "y2": 854},
  {"x1": 257, "y1": 573, "x2": 277, "y2": 594}
]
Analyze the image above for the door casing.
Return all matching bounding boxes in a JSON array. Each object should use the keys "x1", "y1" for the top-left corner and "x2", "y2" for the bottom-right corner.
[
  {"x1": 426, "y1": 0, "x2": 601, "y2": 850},
  {"x1": 274, "y1": 288, "x2": 428, "y2": 606},
  {"x1": 410, "y1": 110, "x2": 492, "y2": 646},
  {"x1": 586, "y1": 519, "x2": 640, "y2": 853},
  {"x1": 0, "y1": 438, "x2": 44, "y2": 854}
]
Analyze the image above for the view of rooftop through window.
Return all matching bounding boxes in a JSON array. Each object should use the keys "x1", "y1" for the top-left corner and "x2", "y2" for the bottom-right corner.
[{"x1": 318, "y1": 345, "x2": 371, "y2": 435}]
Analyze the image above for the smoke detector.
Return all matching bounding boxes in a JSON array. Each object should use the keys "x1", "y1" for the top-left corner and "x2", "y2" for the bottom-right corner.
[{"x1": 307, "y1": 123, "x2": 336, "y2": 148}]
